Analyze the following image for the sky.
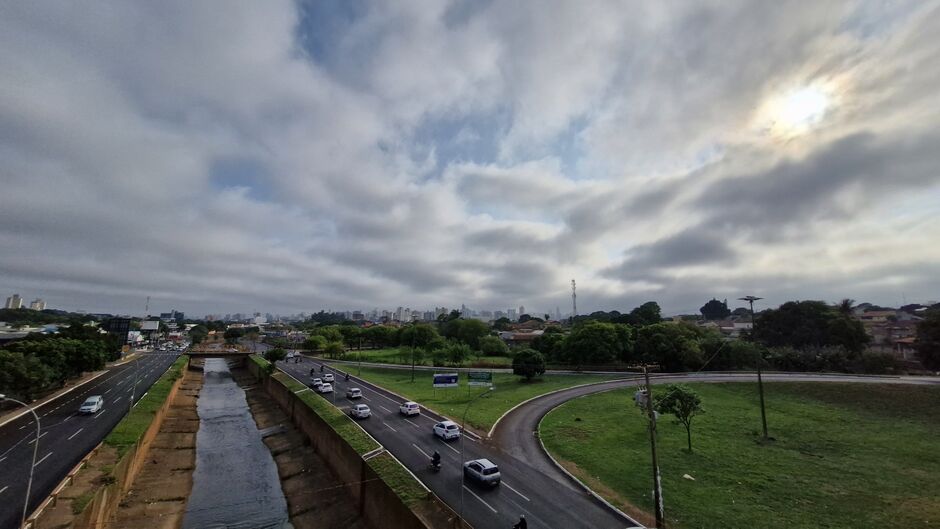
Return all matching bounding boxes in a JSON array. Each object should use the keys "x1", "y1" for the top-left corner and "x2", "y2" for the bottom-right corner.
[{"x1": 1, "y1": 1, "x2": 939, "y2": 318}]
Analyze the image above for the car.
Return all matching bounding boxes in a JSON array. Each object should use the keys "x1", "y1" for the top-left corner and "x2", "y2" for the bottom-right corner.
[
  {"x1": 79, "y1": 396, "x2": 104, "y2": 414},
  {"x1": 433, "y1": 420, "x2": 460, "y2": 440},
  {"x1": 349, "y1": 404, "x2": 371, "y2": 419},
  {"x1": 322, "y1": 373, "x2": 334, "y2": 383},
  {"x1": 310, "y1": 377, "x2": 323, "y2": 387},
  {"x1": 346, "y1": 388, "x2": 362, "y2": 399},
  {"x1": 317, "y1": 383, "x2": 333, "y2": 394},
  {"x1": 285, "y1": 351, "x2": 296, "y2": 360},
  {"x1": 463, "y1": 458, "x2": 501, "y2": 486},
  {"x1": 399, "y1": 401, "x2": 420, "y2": 416}
]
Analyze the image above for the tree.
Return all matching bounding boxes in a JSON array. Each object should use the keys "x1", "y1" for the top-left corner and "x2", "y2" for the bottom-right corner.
[
  {"x1": 263, "y1": 347, "x2": 287, "y2": 364},
  {"x1": 754, "y1": 300, "x2": 869, "y2": 354},
  {"x1": 837, "y1": 298, "x2": 856, "y2": 316},
  {"x1": 304, "y1": 335, "x2": 327, "y2": 352},
  {"x1": 562, "y1": 322, "x2": 623, "y2": 366},
  {"x1": 700, "y1": 298, "x2": 731, "y2": 321},
  {"x1": 492, "y1": 317, "x2": 512, "y2": 331},
  {"x1": 479, "y1": 335, "x2": 510, "y2": 357},
  {"x1": 635, "y1": 323, "x2": 704, "y2": 372},
  {"x1": 532, "y1": 332, "x2": 566, "y2": 361},
  {"x1": 512, "y1": 348, "x2": 546, "y2": 381},
  {"x1": 365, "y1": 325, "x2": 398, "y2": 348},
  {"x1": 916, "y1": 310, "x2": 940, "y2": 371},
  {"x1": 629, "y1": 302, "x2": 662, "y2": 326},
  {"x1": 337, "y1": 325, "x2": 362, "y2": 348},
  {"x1": 324, "y1": 341, "x2": 345, "y2": 359},
  {"x1": 223, "y1": 327, "x2": 245, "y2": 344},
  {"x1": 399, "y1": 324, "x2": 440, "y2": 349},
  {"x1": 316, "y1": 326, "x2": 344, "y2": 343},
  {"x1": 443, "y1": 341, "x2": 472, "y2": 365},
  {"x1": 655, "y1": 384, "x2": 704, "y2": 452},
  {"x1": 440, "y1": 319, "x2": 490, "y2": 350}
]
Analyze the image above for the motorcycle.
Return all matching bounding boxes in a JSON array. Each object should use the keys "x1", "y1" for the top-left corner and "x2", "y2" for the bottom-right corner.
[{"x1": 428, "y1": 460, "x2": 442, "y2": 473}]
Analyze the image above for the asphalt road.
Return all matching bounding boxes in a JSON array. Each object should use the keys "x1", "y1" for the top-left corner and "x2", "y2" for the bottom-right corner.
[
  {"x1": 276, "y1": 355, "x2": 637, "y2": 529},
  {"x1": 0, "y1": 350, "x2": 181, "y2": 529},
  {"x1": 490, "y1": 371, "x2": 940, "y2": 525}
]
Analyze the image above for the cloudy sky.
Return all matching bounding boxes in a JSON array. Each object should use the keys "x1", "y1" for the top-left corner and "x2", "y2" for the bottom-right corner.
[{"x1": 2, "y1": 1, "x2": 939, "y2": 318}]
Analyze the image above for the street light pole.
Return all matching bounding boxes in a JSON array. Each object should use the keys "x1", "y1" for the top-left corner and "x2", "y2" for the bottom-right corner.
[
  {"x1": 1, "y1": 394, "x2": 41, "y2": 527},
  {"x1": 458, "y1": 386, "x2": 493, "y2": 526},
  {"x1": 129, "y1": 352, "x2": 141, "y2": 413},
  {"x1": 410, "y1": 318, "x2": 417, "y2": 383},
  {"x1": 739, "y1": 295, "x2": 769, "y2": 440},
  {"x1": 643, "y1": 367, "x2": 665, "y2": 528}
]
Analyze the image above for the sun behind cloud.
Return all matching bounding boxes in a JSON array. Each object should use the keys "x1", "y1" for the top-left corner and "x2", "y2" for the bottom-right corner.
[{"x1": 757, "y1": 82, "x2": 835, "y2": 139}]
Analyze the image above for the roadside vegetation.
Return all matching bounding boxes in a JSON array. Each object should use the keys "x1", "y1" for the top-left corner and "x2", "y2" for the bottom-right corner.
[
  {"x1": 540, "y1": 382, "x2": 940, "y2": 529},
  {"x1": 104, "y1": 355, "x2": 188, "y2": 457},
  {"x1": 339, "y1": 365, "x2": 620, "y2": 431}
]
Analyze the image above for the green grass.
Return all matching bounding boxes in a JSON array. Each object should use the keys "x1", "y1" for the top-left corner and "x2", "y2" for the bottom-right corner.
[
  {"x1": 340, "y1": 348, "x2": 514, "y2": 368},
  {"x1": 104, "y1": 355, "x2": 188, "y2": 457},
  {"x1": 286, "y1": 379, "x2": 380, "y2": 455},
  {"x1": 249, "y1": 353, "x2": 271, "y2": 371},
  {"x1": 341, "y1": 365, "x2": 619, "y2": 431},
  {"x1": 540, "y1": 382, "x2": 940, "y2": 529},
  {"x1": 367, "y1": 451, "x2": 428, "y2": 507}
]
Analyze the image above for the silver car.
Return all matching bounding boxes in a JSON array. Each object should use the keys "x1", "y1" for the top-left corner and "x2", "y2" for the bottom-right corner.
[{"x1": 463, "y1": 458, "x2": 500, "y2": 486}]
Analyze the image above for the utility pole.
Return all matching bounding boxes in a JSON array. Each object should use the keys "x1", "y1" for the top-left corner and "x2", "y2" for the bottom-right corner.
[
  {"x1": 571, "y1": 279, "x2": 577, "y2": 318},
  {"x1": 739, "y1": 295, "x2": 769, "y2": 441},
  {"x1": 410, "y1": 318, "x2": 417, "y2": 383},
  {"x1": 643, "y1": 366, "x2": 665, "y2": 528}
]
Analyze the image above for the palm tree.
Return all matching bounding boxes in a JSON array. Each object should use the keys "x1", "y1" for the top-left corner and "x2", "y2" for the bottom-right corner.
[{"x1": 837, "y1": 298, "x2": 855, "y2": 316}]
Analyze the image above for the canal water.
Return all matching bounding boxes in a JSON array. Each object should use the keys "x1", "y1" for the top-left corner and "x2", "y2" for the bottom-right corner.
[{"x1": 183, "y1": 358, "x2": 292, "y2": 529}]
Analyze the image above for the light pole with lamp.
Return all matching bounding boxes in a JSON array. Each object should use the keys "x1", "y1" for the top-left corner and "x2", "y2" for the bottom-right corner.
[
  {"x1": 739, "y1": 295, "x2": 769, "y2": 440},
  {"x1": 410, "y1": 317, "x2": 418, "y2": 383},
  {"x1": 0, "y1": 394, "x2": 41, "y2": 527},
  {"x1": 458, "y1": 385, "x2": 493, "y2": 526},
  {"x1": 129, "y1": 351, "x2": 141, "y2": 413}
]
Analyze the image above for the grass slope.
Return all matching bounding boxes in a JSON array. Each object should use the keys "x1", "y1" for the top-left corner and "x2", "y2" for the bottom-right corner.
[
  {"x1": 540, "y1": 382, "x2": 940, "y2": 529},
  {"x1": 342, "y1": 365, "x2": 618, "y2": 431},
  {"x1": 341, "y1": 347, "x2": 514, "y2": 368}
]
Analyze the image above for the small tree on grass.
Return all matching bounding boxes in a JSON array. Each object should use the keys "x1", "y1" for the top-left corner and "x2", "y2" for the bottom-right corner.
[
  {"x1": 263, "y1": 347, "x2": 287, "y2": 364},
  {"x1": 324, "y1": 341, "x2": 345, "y2": 359},
  {"x1": 512, "y1": 348, "x2": 546, "y2": 381},
  {"x1": 655, "y1": 384, "x2": 704, "y2": 452}
]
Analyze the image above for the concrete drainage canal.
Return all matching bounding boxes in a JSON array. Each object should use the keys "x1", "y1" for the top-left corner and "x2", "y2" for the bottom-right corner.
[{"x1": 183, "y1": 358, "x2": 292, "y2": 529}]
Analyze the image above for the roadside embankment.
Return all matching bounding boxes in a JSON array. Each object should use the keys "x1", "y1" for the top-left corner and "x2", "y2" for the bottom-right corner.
[{"x1": 246, "y1": 355, "x2": 464, "y2": 529}]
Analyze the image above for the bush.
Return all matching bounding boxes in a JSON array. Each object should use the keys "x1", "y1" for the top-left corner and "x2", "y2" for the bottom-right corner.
[
  {"x1": 512, "y1": 348, "x2": 546, "y2": 381},
  {"x1": 479, "y1": 335, "x2": 509, "y2": 357},
  {"x1": 263, "y1": 347, "x2": 287, "y2": 364}
]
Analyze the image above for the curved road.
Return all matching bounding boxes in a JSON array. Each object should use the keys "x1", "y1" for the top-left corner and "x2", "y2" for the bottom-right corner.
[{"x1": 490, "y1": 372, "x2": 940, "y2": 527}]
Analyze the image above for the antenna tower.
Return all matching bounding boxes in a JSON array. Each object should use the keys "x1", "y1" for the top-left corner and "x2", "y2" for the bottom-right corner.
[
  {"x1": 571, "y1": 279, "x2": 577, "y2": 317},
  {"x1": 145, "y1": 296, "x2": 150, "y2": 316}
]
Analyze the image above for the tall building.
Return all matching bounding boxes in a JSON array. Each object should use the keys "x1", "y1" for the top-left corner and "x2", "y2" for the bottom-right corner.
[
  {"x1": 5, "y1": 294, "x2": 23, "y2": 309},
  {"x1": 519, "y1": 305, "x2": 526, "y2": 316},
  {"x1": 508, "y1": 308, "x2": 517, "y2": 321},
  {"x1": 29, "y1": 299, "x2": 46, "y2": 311}
]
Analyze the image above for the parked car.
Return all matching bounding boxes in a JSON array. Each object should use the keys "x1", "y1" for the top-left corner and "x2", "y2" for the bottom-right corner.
[
  {"x1": 399, "y1": 401, "x2": 420, "y2": 416},
  {"x1": 79, "y1": 396, "x2": 104, "y2": 414},
  {"x1": 463, "y1": 458, "x2": 501, "y2": 487},
  {"x1": 317, "y1": 383, "x2": 333, "y2": 394},
  {"x1": 310, "y1": 377, "x2": 323, "y2": 387},
  {"x1": 433, "y1": 420, "x2": 460, "y2": 440},
  {"x1": 349, "y1": 404, "x2": 371, "y2": 419},
  {"x1": 323, "y1": 373, "x2": 335, "y2": 383},
  {"x1": 346, "y1": 388, "x2": 362, "y2": 399}
]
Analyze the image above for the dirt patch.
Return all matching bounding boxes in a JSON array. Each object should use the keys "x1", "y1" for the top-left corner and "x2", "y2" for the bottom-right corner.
[
  {"x1": 34, "y1": 447, "x2": 120, "y2": 529},
  {"x1": 111, "y1": 368, "x2": 203, "y2": 529},
  {"x1": 558, "y1": 458, "x2": 656, "y2": 528},
  {"x1": 231, "y1": 367, "x2": 368, "y2": 529}
]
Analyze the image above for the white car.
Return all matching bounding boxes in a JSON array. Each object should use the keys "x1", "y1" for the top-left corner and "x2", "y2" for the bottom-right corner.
[
  {"x1": 322, "y1": 373, "x2": 335, "y2": 383},
  {"x1": 310, "y1": 377, "x2": 323, "y2": 388},
  {"x1": 399, "y1": 401, "x2": 420, "y2": 416},
  {"x1": 349, "y1": 404, "x2": 371, "y2": 419},
  {"x1": 317, "y1": 383, "x2": 333, "y2": 394},
  {"x1": 346, "y1": 388, "x2": 362, "y2": 399},
  {"x1": 79, "y1": 396, "x2": 104, "y2": 414},
  {"x1": 285, "y1": 351, "x2": 296, "y2": 361},
  {"x1": 433, "y1": 420, "x2": 460, "y2": 441}
]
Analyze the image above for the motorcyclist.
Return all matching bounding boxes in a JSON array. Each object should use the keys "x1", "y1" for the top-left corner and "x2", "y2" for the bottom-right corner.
[
  {"x1": 430, "y1": 450, "x2": 441, "y2": 468},
  {"x1": 320, "y1": 364, "x2": 324, "y2": 373},
  {"x1": 345, "y1": 372, "x2": 350, "y2": 381},
  {"x1": 512, "y1": 515, "x2": 527, "y2": 529},
  {"x1": 309, "y1": 367, "x2": 316, "y2": 376}
]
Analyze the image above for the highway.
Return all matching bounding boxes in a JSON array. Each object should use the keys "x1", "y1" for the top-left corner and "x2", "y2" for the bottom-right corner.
[
  {"x1": 276, "y1": 355, "x2": 637, "y2": 529},
  {"x1": 0, "y1": 350, "x2": 182, "y2": 529}
]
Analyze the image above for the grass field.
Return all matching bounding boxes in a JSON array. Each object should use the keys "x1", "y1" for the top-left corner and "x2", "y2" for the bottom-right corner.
[
  {"x1": 341, "y1": 347, "x2": 514, "y2": 368},
  {"x1": 340, "y1": 365, "x2": 619, "y2": 431},
  {"x1": 540, "y1": 382, "x2": 940, "y2": 529}
]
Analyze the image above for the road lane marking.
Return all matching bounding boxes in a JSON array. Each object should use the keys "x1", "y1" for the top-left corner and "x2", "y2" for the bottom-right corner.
[
  {"x1": 18, "y1": 425, "x2": 25, "y2": 430},
  {"x1": 378, "y1": 405, "x2": 393, "y2": 414},
  {"x1": 502, "y1": 481, "x2": 531, "y2": 501},
  {"x1": 28, "y1": 432, "x2": 48, "y2": 444},
  {"x1": 0, "y1": 456, "x2": 6, "y2": 463},
  {"x1": 437, "y1": 439, "x2": 460, "y2": 454},
  {"x1": 412, "y1": 443, "x2": 431, "y2": 459},
  {"x1": 93, "y1": 409, "x2": 106, "y2": 419},
  {"x1": 34, "y1": 452, "x2": 53, "y2": 466},
  {"x1": 0, "y1": 485, "x2": 7, "y2": 494},
  {"x1": 404, "y1": 418, "x2": 421, "y2": 429},
  {"x1": 63, "y1": 413, "x2": 75, "y2": 422},
  {"x1": 382, "y1": 422, "x2": 398, "y2": 432},
  {"x1": 360, "y1": 395, "x2": 371, "y2": 401},
  {"x1": 463, "y1": 485, "x2": 498, "y2": 513},
  {"x1": 104, "y1": 389, "x2": 112, "y2": 394},
  {"x1": 67, "y1": 428, "x2": 84, "y2": 440}
]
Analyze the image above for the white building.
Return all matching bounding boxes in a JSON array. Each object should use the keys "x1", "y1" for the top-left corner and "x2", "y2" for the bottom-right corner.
[
  {"x1": 29, "y1": 298, "x2": 46, "y2": 311},
  {"x1": 5, "y1": 294, "x2": 23, "y2": 309}
]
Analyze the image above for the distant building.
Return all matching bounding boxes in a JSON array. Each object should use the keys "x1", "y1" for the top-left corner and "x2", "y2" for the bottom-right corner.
[
  {"x1": 29, "y1": 298, "x2": 46, "y2": 311},
  {"x1": 103, "y1": 317, "x2": 132, "y2": 343},
  {"x1": 159, "y1": 309, "x2": 185, "y2": 322},
  {"x1": 5, "y1": 294, "x2": 23, "y2": 309}
]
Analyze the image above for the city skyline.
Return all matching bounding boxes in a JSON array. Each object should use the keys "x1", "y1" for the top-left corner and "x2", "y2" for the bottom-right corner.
[{"x1": 2, "y1": 2, "x2": 939, "y2": 319}]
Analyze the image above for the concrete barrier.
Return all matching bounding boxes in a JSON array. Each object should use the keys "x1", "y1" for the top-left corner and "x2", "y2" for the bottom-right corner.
[{"x1": 246, "y1": 356, "x2": 467, "y2": 529}]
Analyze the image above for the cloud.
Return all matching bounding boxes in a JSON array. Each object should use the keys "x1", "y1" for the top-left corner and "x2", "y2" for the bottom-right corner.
[{"x1": 1, "y1": 0, "x2": 939, "y2": 318}]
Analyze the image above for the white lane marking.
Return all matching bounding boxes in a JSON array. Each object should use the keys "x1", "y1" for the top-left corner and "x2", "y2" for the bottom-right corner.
[
  {"x1": 463, "y1": 485, "x2": 498, "y2": 513},
  {"x1": 18, "y1": 425, "x2": 25, "y2": 430},
  {"x1": 502, "y1": 481, "x2": 531, "y2": 502},
  {"x1": 34, "y1": 452, "x2": 53, "y2": 466},
  {"x1": 404, "y1": 418, "x2": 421, "y2": 429},
  {"x1": 463, "y1": 434, "x2": 479, "y2": 443},
  {"x1": 360, "y1": 395, "x2": 371, "y2": 401},
  {"x1": 382, "y1": 422, "x2": 398, "y2": 432},
  {"x1": 63, "y1": 413, "x2": 75, "y2": 422},
  {"x1": 67, "y1": 428, "x2": 84, "y2": 440},
  {"x1": 378, "y1": 405, "x2": 393, "y2": 414},
  {"x1": 437, "y1": 439, "x2": 460, "y2": 454},
  {"x1": 412, "y1": 443, "x2": 430, "y2": 459},
  {"x1": 0, "y1": 456, "x2": 6, "y2": 463},
  {"x1": 104, "y1": 389, "x2": 112, "y2": 394},
  {"x1": 93, "y1": 409, "x2": 106, "y2": 419},
  {"x1": 27, "y1": 432, "x2": 48, "y2": 444},
  {"x1": 0, "y1": 485, "x2": 7, "y2": 494}
]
